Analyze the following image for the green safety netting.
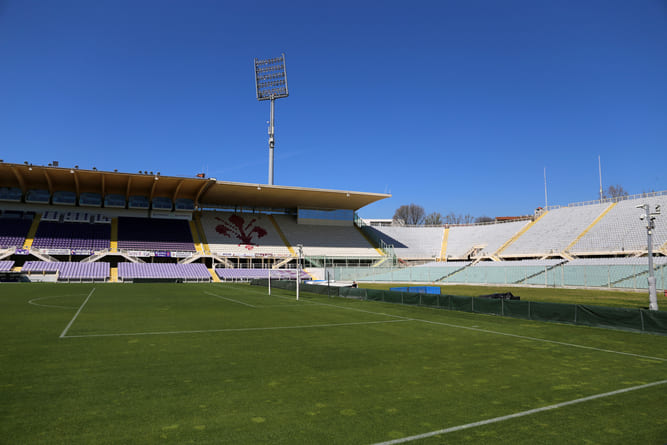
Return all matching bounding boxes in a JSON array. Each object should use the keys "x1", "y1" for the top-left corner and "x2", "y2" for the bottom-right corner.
[{"x1": 249, "y1": 280, "x2": 667, "y2": 335}]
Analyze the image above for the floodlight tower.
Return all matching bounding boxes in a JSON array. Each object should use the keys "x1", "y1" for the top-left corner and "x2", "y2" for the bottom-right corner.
[
  {"x1": 637, "y1": 203, "x2": 661, "y2": 310},
  {"x1": 254, "y1": 53, "x2": 289, "y2": 186}
]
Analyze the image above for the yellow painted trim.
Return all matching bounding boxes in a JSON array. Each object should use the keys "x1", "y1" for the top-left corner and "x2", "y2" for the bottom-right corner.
[
  {"x1": 268, "y1": 215, "x2": 295, "y2": 256},
  {"x1": 372, "y1": 257, "x2": 390, "y2": 267},
  {"x1": 565, "y1": 202, "x2": 617, "y2": 252},
  {"x1": 494, "y1": 211, "x2": 548, "y2": 256},
  {"x1": 195, "y1": 213, "x2": 211, "y2": 254},
  {"x1": 110, "y1": 217, "x2": 118, "y2": 252},
  {"x1": 23, "y1": 213, "x2": 41, "y2": 249},
  {"x1": 110, "y1": 267, "x2": 118, "y2": 283},
  {"x1": 189, "y1": 220, "x2": 204, "y2": 254},
  {"x1": 209, "y1": 268, "x2": 221, "y2": 282},
  {"x1": 354, "y1": 225, "x2": 385, "y2": 256},
  {"x1": 440, "y1": 227, "x2": 449, "y2": 261}
]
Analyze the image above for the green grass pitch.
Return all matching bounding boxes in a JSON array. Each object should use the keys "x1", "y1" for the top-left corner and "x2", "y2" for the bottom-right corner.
[{"x1": 1, "y1": 283, "x2": 666, "y2": 444}]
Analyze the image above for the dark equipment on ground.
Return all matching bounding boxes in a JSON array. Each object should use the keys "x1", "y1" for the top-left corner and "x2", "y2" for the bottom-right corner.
[{"x1": 479, "y1": 292, "x2": 520, "y2": 301}]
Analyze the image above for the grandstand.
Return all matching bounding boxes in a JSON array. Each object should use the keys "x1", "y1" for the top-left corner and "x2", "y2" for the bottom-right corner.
[
  {"x1": 200, "y1": 211, "x2": 291, "y2": 258},
  {"x1": 446, "y1": 219, "x2": 530, "y2": 260},
  {"x1": 0, "y1": 161, "x2": 665, "y2": 290},
  {"x1": 0, "y1": 162, "x2": 390, "y2": 281},
  {"x1": 569, "y1": 195, "x2": 667, "y2": 256},
  {"x1": 364, "y1": 225, "x2": 444, "y2": 260},
  {"x1": 499, "y1": 202, "x2": 610, "y2": 258}
]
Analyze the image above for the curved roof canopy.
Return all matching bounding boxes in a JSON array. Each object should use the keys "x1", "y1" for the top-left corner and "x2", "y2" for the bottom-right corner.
[{"x1": 0, "y1": 163, "x2": 390, "y2": 211}]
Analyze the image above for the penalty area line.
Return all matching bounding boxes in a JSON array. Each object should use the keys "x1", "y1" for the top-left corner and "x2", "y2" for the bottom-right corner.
[
  {"x1": 60, "y1": 318, "x2": 410, "y2": 339},
  {"x1": 204, "y1": 291, "x2": 257, "y2": 308},
  {"x1": 370, "y1": 379, "x2": 667, "y2": 445},
  {"x1": 59, "y1": 287, "x2": 96, "y2": 338}
]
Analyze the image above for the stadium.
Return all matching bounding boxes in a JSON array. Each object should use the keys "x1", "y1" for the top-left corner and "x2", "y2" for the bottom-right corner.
[
  {"x1": 1, "y1": 160, "x2": 667, "y2": 444},
  {"x1": 1, "y1": 161, "x2": 665, "y2": 289},
  {"x1": 2, "y1": 2, "x2": 667, "y2": 443}
]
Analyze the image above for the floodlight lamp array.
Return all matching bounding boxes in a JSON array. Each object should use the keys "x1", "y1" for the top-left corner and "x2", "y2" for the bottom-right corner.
[{"x1": 254, "y1": 54, "x2": 289, "y2": 101}]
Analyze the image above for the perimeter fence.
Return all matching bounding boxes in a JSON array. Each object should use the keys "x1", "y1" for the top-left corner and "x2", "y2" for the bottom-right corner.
[
  {"x1": 250, "y1": 279, "x2": 667, "y2": 335},
  {"x1": 328, "y1": 263, "x2": 667, "y2": 291}
]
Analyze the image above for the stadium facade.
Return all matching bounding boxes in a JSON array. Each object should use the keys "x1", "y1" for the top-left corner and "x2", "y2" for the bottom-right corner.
[{"x1": 0, "y1": 162, "x2": 665, "y2": 290}]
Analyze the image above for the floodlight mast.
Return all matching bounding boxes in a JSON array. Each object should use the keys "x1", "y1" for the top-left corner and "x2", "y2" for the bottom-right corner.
[
  {"x1": 637, "y1": 203, "x2": 661, "y2": 310},
  {"x1": 254, "y1": 53, "x2": 289, "y2": 186}
]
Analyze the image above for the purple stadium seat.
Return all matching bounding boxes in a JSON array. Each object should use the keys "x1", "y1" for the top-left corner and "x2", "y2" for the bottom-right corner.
[
  {"x1": 118, "y1": 263, "x2": 210, "y2": 280},
  {"x1": 117, "y1": 217, "x2": 195, "y2": 252},
  {"x1": 0, "y1": 260, "x2": 15, "y2": 272},
  {"x1": 22, "y1": 261, "x2": 109, "y2": 280},
  {"x1": 0, "y1": 218, "x2": 33, "y2": 249},
  {"x1": 32, "y1": 221, "x2": 110, "y2": 250}
]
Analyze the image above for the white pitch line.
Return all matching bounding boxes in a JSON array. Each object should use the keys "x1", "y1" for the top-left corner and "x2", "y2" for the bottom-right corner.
[
  {"x1": 59, "y1": 288, "x2": 96, "y2": 338},
  {"x1": 28, "y1": 295, "x2": 82, "y2": 310},
  {"x1": 205, "y1": 291, "x2": 257, "y2": 308},
  {"x1": 60, "y1": 318, "x2": 410, "y2": 339},
  {"x1": 370, "y1": 379, "x2": 667, "y2": 445},
  {"x1": 412, "y1": 317, "x2": 667, "y2": 362},
  {"x1": 283, "y1": 295, "x2": 667, "y2": 362},
  {"x1": 272, "y1": 293, "x2": 413, "y2": 320}
]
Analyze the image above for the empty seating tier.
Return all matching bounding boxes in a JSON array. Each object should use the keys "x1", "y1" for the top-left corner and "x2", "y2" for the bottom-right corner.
[
  {"x1": 201, "y1": 212, "x2": 291, "y2": 257},
  {"x1": 32, "y1": 221, "x2": 110, "y2": 251},
  {"x1": 366, "y1": 226, "x2": 444, "y2": 259},
  {"x1": 500, "y1": 203, "x2": 610, "y2": 257},
  {"x1": 118, "y1": 263, "x2": 210, "y2": 281},
  {"x1": 446, "y1": 221, "x2": 529, "y2": 259},
  {"x1": 22, "y1": 261, "x2": 110, "y2": 280},
  {"x1": 215, "y1": 268, "x2": 306, "y2": 281},
  {"x1": 0, "y1": 218, "x2": 33, "y2": 249},
  {"x1": 273, "y1": 214, "x2": 381, "y2": 257},
  {"x1": 570, "y1": 196, "x2": 667, "y2": 254},
  {"x1": 117, "y1": 217, "x2": 195, "y2": 252}
]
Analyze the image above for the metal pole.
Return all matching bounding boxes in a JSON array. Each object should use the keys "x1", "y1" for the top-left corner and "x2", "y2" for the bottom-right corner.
[
  {"x1": 268, "y1": 98, "x2": 275, "y2": 185},
  {"x1": 598, "y1": 155, "x2": 603, "y2": 202},
  {"x1": 638, "y1": 204, "x2": 659, "y2": 310},
  {"x1": 296, "y1": 244, "x2": 302, "y2": 301},
  {"x1": 268, "y1": 268, "x2": 271, "y2": 296},
  {"x1": 647, "y1": 217, "x2": 657, "y2": 310},
  {"x1": 544, "y1": 167, "x2": 548, "y2": 209}
]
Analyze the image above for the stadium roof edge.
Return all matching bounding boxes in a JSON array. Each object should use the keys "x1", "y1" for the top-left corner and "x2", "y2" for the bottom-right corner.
[{"x1": 0, "y1": 163, "x2": 390, "y2": 211}]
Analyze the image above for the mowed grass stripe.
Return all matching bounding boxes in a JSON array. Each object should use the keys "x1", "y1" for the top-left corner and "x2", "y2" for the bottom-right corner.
[
  {"x1": 59, "y1": 285, "x2": 397, "y2": 336},
  {"x1": 282, "y1": 292, "x2": 667, "y2": 363},
  {"x1": 371, "y1": 378, "x2": 667, "y2": 445},
  {"x1": 2, "y1": 283, "x2": 666, "y2": 444},
  {"x1": 61, "y1": 318, "x2": 411, "y2": 338}
]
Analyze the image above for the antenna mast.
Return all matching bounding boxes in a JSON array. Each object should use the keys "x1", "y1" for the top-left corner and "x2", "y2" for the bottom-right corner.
[
  {"x1": 598, "y1": 155, "x2": 603, "y2": 201},
  {"x1": 544, "y1": 167, "x2": 548, "y2": 209}
]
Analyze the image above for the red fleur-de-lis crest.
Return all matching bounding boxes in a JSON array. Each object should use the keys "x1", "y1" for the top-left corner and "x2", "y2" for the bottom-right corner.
[{"x1": 215, "y1": 214, "x2": 268, "y2": 245}]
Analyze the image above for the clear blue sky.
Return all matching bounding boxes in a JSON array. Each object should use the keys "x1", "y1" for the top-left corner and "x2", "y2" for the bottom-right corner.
[{"x1": 0, "y1": 0, "x2": 665, "y2": 219}]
